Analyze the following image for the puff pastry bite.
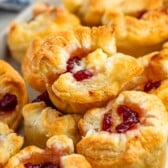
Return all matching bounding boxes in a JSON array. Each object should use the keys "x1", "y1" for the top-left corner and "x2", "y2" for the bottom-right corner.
[
  {"x1": 77, "y1": 91, "x2": 168, "y2": 168},
  {"x1": 22, "y1": 92, "x2": 81, "y2": 148},
  {"x1": 122, "y1": 43, "x2": 168, "y2": 91},
  {"x1": 29, "y1": 26, "x2": 143, "y2": 114},
  {"x1": 62, "y1": 0, "x2": 162, "y2": 26},
  {"x1": 7, "y1": 6, "x2": 80, "y2": 63},
  {"x1": 0, "y1": 121, "x2": 23, "y2": 167},
  {"x1": 32, "y1": 2, "x2": 53, "y2": 16},
  {"x1": 102, "y1": 7, "x2": 168, "y2": 57},
  {"x1": 0, "y1": 60, "x2": 28, "y2": 130},
  {"x1": 5, "y1": 135, "x2": 91, "y2": 168}
]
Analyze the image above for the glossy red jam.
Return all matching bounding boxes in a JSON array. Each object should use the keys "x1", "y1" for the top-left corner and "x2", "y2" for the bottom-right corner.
[
  {"x1": 0, "y1": 93, "x2": 17, "y2": 112},
  {"x1": 24, "y1": 162, "x2": 59, "y2": 168},
  {"x1": 66, "y1": 57, "x2": 93, "y2": 81},
  {"x1": 32, "y1": 91, "x2": 55, "y2": 108},
  {"x1": 102, "y1": 112, "x2": 112, "y2": 133},
  {"x1": 73, "y1": 70, "x2": 93, "y2": 81},
  {"x1": 144, "y1": 81, "x2": 161, "y2": 92},
  {"x1": 66, "y1": 56, "x2": 80, "y2": 72},
  {"x1": 116, "y1": 105, "x2": 139, "y2": 133}
]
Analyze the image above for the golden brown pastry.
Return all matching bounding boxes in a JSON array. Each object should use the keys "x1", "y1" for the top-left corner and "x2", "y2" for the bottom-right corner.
[
  {"x1": 22, "y1": 39, "x2": 46, "y2": 92},
  {"x1": 77, "y1": 91, "x2": 168, "y2": 168},
  {"x1": 5, "y1": 135, "x2": 91, "y2": 168},
  {"x1": 7, "y1": 6, "x2": 80, "y2": 63},
  {"x1": 122, "y1": 43, "x2": 168, "y2": 91},
  {"x1": 22, "y1": 95, "x2": 81, "y2": 148},
  {"x1": 62, "y1": 0, "x2": 163, "y2": 26},
  {"x1": 0, "y1": 121, "x2": 23, "y2": 167},
  {"x1": 147, "y1": 79, "x2": 168, "y2": 110},
  {"x1": 102, "y1": 7, "x2": 168, "y2": 57},
  {"x1": 28, "y1": 26, "x2": 143, "y2": 114},
  {"x1": 0, "y1": 60, "x2": 28, "y2": 130}
]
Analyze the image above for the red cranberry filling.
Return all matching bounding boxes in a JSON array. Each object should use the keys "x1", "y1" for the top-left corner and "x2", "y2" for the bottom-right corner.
[
  {"x1": 144, "y1": 81, "x2": 161, "y2": 92},
  {"x1": 24, "y1": 162, "x2": 59, "y2": 168},
  {"x1": 73, "y1": 70, "x2": 93, "y2": 81},
  {"x1": 66, "y1": 57, "x2": 93, "y2": 81},
  {"x1": 102, "y1": 112, "x2": 112, "y2": 133},
  {"x1": 0, "y1": 93, "x2": 17, "y2": 112},
  {"x1": 66, "y1": 56, "x2": 80, "y2": 72},
  {"x1": 116, "y1": 105, "x2": 139, "y2": 133},
  {"x1": 136, "y1": 10, "x2": 147, "y2": 19},
  {"x1": 32, "y1": 91, "x2": 55, "y2": 108}
]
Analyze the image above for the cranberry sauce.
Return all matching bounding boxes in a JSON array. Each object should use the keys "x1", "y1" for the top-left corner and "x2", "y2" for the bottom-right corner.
[
  {"x1": 0, "y1": 93, "x2": 17, "y2": 112},
  {"x1": 32, "y1": 91, "x2": 55, "y2": 108},
  {"x1": 102, "y1": 112, "x2": 112, "y2": 133},
  {"x1": 24, "y1": 162, "x2": 59, "y2": 168},
  {"x1": 66, "y1": 57, "x2": 93, "y2": 81},
  {"x1": 144, "y1": 81, "x2": 161, "y2": 92},
  {"x1": 116, "y1": 105, "x2": 139, "y2": 133},
  {"x1": 66, "y1": 56, "x2": 80, "y2": 72},
  {"x1": 73, "y1": 70, "x2": 93, "y2": 81}
]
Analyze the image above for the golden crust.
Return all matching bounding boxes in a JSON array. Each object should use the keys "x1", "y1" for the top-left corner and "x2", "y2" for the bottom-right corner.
[
  {"x1": 77, "y1": 91, "x2": 168, "y2": 168},
  {"x1": 62, "y1": 0, "x2": 163, "y2": 26},
  {"x1": 122, "y1": 44, "x2": 168, "y2": 91},
  {"x1": 7, "y1": 6, "x2": 80, "y2": 63},
  {"x1": 149, "y1": 79, "x2": 168, "y2": 110},
  {"x1": 29, "y1": 26, "x2": 143, "y2": 114},
  {"x1": 22, "y1": 102, "x2": 81, "y2": 148},
  {"x1": 22, "y1": 39, "x2": 46, "y2": 92},
  {"x1": 0, "y1": 122, "x2": 23, "y2": 167},
  {"x1": 5, "y1": 135, "x2": 91, "y2": 168},
  {"x1": 0, "y1": 60, "x2": 28, "y2": 130},
  {"x1": 102, "y1": 7, "x2": 168, "y2": 57}
]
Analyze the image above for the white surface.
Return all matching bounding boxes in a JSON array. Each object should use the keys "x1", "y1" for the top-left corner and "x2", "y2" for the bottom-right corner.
[{"x1": 0, "y1": 11, "x2": 18, "y2": 32}]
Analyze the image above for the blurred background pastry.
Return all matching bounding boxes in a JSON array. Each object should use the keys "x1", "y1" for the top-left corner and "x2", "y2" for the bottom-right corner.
[{"x1": 0, "y1": 60, "x2": 28, "y2": 130}]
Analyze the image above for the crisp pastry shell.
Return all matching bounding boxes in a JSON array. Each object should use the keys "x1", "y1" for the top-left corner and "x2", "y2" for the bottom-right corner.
[
  {"x1": 0, "y1": 122, "x2": 23, "y2": 167},
  {"x1": 77, "y1": 91, "x2": 168, "y2": 168},
  {"x1": 30, "y1": 26, "x2": 143, "y2": 114},
  {"x1": 0, "y1": 60, "x2": 28, "y2": 130},
  {"x1": 22, "y1": 39, "x2": 46, "y2": 92},
  {"x1": 22, "y1": 101, "x2": 81, "y2": 148}
]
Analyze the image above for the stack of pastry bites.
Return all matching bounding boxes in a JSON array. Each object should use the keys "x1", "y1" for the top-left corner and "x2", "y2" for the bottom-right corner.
[{"x1": 4, "y1": 0, "x2": 168, "y2": 167}]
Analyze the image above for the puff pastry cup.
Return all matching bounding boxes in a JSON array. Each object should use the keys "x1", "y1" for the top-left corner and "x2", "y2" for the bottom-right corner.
[
  {"x1": 122, "y1": 43, "x2": 168, "y2": 109},
  {"x1": 5, "y1": 135, "x2": 91, "y2": 168},
  {"x1": 0, "y1": 121, "x2": 23, "y2": 167},
  {"x1": 26, "y1": 26, "x2": 143, "y2": 114},
  {"x1": 0, "y1": 60, "x2": 28, "y2": 130},
  {"x1": 102, "y1": 7, "x2": 168, "y2": 57},
  {"x1": 77, "y1": 90, "x2": 168, "y2": 168},
  {"x1": 62, "y1": 0, "x2": 163, "y2": 26},
  {"x1": 7, "y1": 6, "x2": 80, "y2": 63},
  {"x1": 22, "y1": 94, "x2": 81, "y2": 148}
]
